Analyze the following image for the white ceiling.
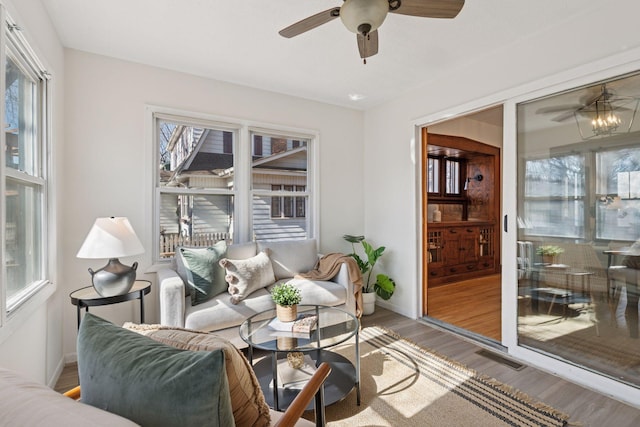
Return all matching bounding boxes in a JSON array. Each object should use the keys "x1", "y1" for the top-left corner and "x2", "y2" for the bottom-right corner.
[{"x1": 40, "y1": 0, "x2": 602, "y2": 110}]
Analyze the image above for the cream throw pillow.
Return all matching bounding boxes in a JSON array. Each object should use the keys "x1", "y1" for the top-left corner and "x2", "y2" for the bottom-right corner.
[
  {"x1": 123, "y1": 323, "x2": 271, "y2": 427},
  {"x1": 219, "y1": 250, "x2": 275, "y2": 304}
]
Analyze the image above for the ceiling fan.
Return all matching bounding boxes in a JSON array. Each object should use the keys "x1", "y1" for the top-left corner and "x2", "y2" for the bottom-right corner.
[
  {"x1": 536, "y1": 84, "x2": 638, "y2": 123},
  {"x1": 279, "y1": 0, "x2": 465, "y2": 63}
]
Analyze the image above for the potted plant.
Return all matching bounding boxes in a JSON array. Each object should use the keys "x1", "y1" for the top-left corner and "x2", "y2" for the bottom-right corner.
[
  {"x1": 343, "y1": 234, "x2": 396, "y2": 315},
  {"x1": 271, "y1": 283, "x2": 302, "y2": 322},
  {"x1": 536, "y1": 245, "x2": 564, "y2": 265}
]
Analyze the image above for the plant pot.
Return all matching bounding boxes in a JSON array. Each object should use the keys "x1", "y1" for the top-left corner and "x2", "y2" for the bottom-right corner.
[
  {"x1": 542, "y1": 255, "x2": 557, "y2": 265},
  {"x1": 276, "y1": 304, "x2": 297, "y2": 322},
  {"x1": 276, "y1": 336, "x2": 298, "y2": 351},
  {"x1": 362, "y1": 292, "x2": 376, "y2": 316}
]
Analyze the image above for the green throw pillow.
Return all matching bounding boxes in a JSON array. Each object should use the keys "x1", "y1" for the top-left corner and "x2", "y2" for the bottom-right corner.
[
  {"x1": 179, "y1": 241, "x2": 227, "y2": 305},
  {"x1": 77, "y1": 313, "x2": 234, "y2": 427}
]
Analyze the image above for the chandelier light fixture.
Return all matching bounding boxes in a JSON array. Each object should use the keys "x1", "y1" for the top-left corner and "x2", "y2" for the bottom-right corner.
[
  {"x1": 572, "y1": 85, "x2": 640, "y2": 140},
  {"x1": 591, "y1": 98, "x2": 622, "y2": 136}
]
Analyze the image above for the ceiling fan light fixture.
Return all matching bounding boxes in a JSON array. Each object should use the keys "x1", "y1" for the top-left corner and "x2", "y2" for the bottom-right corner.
[
  {"x1": 340, "y1": 0, "x2": 389, "y2": 35},
  {"x1": 591, "y1": 99, "x2": 621, "y2": 136}
]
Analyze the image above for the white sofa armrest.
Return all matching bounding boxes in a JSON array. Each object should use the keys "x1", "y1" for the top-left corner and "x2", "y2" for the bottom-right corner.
[
  {"x1": 330, "y1": 262, "x2": 357, "y2": 316},
  {"x1": 158, "y1": 268, "x2": 186, "y2": 328}
]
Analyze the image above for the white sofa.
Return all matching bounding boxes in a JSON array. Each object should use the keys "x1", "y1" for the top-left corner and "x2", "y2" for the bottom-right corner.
[{"x1": 158, "y1": 239, "x2": 357, "y2": 340}]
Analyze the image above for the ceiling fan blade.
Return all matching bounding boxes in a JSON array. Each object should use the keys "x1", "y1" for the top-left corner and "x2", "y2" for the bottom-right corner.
[
  {"x1": 357, "y1": 30, "x2": 379, "y2": 60},
  {"x1": 279, "y1": 8, "x2": 341, "y2": 38},
  {"x1": 550, "y1": 110, "x2": 577, "y2": 122},
  {"x1": 390, "y1": 0, "x2": 465, "y2": 19},
  {"x1": 535, "y1": 104, "x2": 584, "y2": 115}
]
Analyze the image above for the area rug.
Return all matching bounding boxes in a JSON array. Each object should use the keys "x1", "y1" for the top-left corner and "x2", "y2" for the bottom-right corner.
[{"x1": 321, "y1": 326, "x2": 570, "y2": 427}]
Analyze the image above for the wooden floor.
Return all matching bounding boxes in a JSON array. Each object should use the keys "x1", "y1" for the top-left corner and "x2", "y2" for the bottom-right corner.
[
  {"x1": 427, "y1": 274, "x2": 502, "y2": 341},
  {"x1": 365, "y1": 307, "x2": 640, "y2": 426},
  {"x1": 55, "y1": 307, "x2": 640, "y2": 426}
]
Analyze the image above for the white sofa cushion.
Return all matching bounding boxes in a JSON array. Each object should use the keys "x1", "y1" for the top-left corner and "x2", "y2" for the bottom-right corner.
[
  {"x1": 185, "y1": 278, "x2": 347, "y2": 332},
  {"x1": 227, "y1": 242, "x2": 257, "y2": 259},
  {"x1": 274, "y1": 278, "x2": 347, "y2": 308},
  {"x1": 185, "y1": 288, "x2": 275, "y2": 331},
  {"x1": 258, "y1": 239, "x2": 318, "y2": 280}
]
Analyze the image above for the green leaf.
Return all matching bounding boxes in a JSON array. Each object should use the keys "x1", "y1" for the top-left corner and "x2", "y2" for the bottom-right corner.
[
  {"x1": 362, "y1": 241, "x2": 377, "y2": 265},
  {"x1": 374, "y1": 274, "x2": 396, "y2": 300},
  {"x1": 343, "y1": 234, "x2": 365, "y2": 243},
  {"x1": 348, "y1": 253, "x2": 369, "y2": 274}
]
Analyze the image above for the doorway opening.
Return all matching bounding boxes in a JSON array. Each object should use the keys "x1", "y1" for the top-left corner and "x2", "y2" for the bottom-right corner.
[{"x1": 421, "y1": 106, "x2": 503, "y2": 342}]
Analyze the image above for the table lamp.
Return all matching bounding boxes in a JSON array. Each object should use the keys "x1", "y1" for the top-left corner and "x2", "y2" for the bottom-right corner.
[{"x1": 77, "y1": 217, "x2": 145, "y2": 297}]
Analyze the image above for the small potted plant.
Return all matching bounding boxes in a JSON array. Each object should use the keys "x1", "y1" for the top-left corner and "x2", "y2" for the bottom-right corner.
[
  {"x1": 343, "y1": 234, "x2": 396, "y2": 315},
  {"x1": 536, "y1": 245, "x2": 564, "y2": 265},
  {"x1": 271, "y1": 283, "x2": 302, "y2": 322}
]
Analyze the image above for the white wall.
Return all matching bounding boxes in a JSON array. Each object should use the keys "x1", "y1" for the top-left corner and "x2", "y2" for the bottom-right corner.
[
  {"x1": 0, "y1": 0, "x2": 65, "y2": 386},
  {"x1": 61, "y1": 49, "x2": 364, "y2": 359}
]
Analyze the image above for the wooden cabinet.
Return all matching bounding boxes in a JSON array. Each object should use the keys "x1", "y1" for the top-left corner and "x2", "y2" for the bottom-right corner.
[{"x1": 427, "y1": 222, "x2": 498, "y2": 286}]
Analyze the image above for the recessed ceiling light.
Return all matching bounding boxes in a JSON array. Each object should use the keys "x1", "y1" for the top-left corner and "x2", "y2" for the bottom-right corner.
[{"x1": 349, "y1": 93, "x2": 366, "y2": 101}]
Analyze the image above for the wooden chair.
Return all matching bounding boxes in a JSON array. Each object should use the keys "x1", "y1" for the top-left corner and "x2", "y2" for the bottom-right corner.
[{"x1": 64, "y1": 362, "x2": 332, "y2": 427}]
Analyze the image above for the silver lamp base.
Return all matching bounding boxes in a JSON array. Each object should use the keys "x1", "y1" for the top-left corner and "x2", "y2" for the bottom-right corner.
[{"x1": 88, "y1": 258, "x2": 138, "y2": 297}]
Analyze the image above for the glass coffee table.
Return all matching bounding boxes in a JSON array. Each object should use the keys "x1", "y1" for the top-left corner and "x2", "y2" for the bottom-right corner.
[{"x1": 239, "y1": 305, "x2": 360, "y2": 415}]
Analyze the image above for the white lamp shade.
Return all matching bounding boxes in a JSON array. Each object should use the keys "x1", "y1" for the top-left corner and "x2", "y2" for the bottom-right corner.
[
  {"x1": 340, "y1": 0, "x2": 389, "y2": 34},
  {"x1": 77, "y1": 217, "x2": 145, "y2": 259}
]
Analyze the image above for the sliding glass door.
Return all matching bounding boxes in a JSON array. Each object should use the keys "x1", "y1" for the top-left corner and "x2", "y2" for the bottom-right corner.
[{"x1": 516, "y1": 70, "x2": 640, "y2": 387}]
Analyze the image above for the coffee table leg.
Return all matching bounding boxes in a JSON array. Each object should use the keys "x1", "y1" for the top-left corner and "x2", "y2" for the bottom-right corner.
[
  {"x1": 272, "y1": 353, "x2": 279, "y2": 411},
  {"x1": 355, "y1": 326, "x2": 361, "y2": 406},
  {"x1": 314, "y1": 384, "x2": 325, "y2": 427}
]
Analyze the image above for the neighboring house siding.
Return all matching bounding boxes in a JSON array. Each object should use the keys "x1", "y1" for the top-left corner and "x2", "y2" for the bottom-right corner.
[
  {"x1": 200, "y1": 129, "x2": 225, "y2": 154},
  {"x1": 188, "y1": 175, "x2": 230, "y2": 188},
  {"x1": 253, "y1": 174, "x2": 305, "y2": 186},
  {"x1": 160, "y1": 194, "x2": 180, "y2": 234},
  {"x1": 191, "y1": 195, "x2": 232, "y2": 234},
  {"x1": 252, "y1": 195, "x2": 306, "y2": 241}
]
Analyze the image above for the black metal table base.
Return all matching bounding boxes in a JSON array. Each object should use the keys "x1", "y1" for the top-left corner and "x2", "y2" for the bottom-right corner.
[{"x1": 252, "y1": 350, "x2": 357, "y2": 412}]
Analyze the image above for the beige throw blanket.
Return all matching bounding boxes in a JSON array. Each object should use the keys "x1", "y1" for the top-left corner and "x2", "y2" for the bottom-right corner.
[{"x1": 296, "y1": 253, "x2": 364, "y2": 318}]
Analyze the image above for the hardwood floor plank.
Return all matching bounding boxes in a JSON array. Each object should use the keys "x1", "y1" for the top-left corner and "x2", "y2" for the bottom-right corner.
[
  {"x1": 427, "y1": 274, "x2": 502, "y2": 340},
  {"x1": 362, "y1": 307, "x2": 640, "y2": 426}
]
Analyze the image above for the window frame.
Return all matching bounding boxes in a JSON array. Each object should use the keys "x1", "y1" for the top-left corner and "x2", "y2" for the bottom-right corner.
[
  {"x1": 0, "y1": 10, "x2": 52, "y2": 322},
  {"x1": 427, "y1": 155, "x2": 465, "y2": 199},
  {"x1": 270, "y1": 184, "x2": 306, "y2": 219},
  {"x1": 519, "y1": 153, "x2": 586, "y2": 240},
  {"x1": 149, "y1": 108, "x2": 318, "y2": 264}
]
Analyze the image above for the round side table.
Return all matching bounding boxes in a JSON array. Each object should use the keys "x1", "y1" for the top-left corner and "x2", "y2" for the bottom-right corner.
[{"x1": 70, "y1": 280, "x2": 151, "y2": 329}]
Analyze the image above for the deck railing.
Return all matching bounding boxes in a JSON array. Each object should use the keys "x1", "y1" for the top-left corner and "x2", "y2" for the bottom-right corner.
[{"x1": 159, "y1": 232, "x2": 231, "y2": 258}]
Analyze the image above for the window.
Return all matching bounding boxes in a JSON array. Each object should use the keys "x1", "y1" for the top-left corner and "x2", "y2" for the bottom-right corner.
[
  {"x1": 427, "y1": 156, "x2": 463, "y2": 197},
  {"x1": 521, "y1": 155, "x2": 585, "y2": 238},
  {"x1": 155, "y1": 116, "x2": 235, "y2": 259},
  {"x1": 2, "y1": 15, "x2": 50, "y2": 313},
  {"x1": 153, "y1": 112, "x2": 314, "y2": 260},
  {"x1": 444, "y1": 159, "x2": 461, "y2": 195},
  {"x1": 595, "y1": 148, "x2": 640, "y2": 241},
  {"x1": 427, "y1": 157, "x2": 439, "y2": 193},
  {"x1": 270, "y1": 185, "x2": 306, "y2": 219},
  {"x1": 251, "y1": 131, "x2": 310, "y2": 241}
]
